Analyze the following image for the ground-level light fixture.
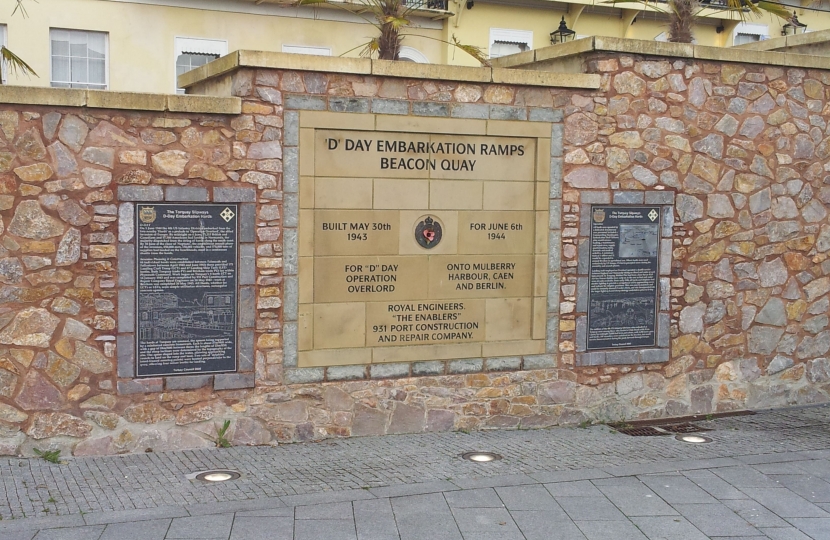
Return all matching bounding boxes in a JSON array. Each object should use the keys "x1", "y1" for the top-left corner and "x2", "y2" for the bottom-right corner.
[
  {"x1": 675, "y1": 434, "x2": 712, "y2": 444},
  {"x1": 550, "y1": 17, "x2": 576, "y2": 44},
  {"x1": 193, "y1": 470, "x2": 241, "y2": 482},
  {"x1": 461, "y1": 451, "x2": 503, "y2": 462}
]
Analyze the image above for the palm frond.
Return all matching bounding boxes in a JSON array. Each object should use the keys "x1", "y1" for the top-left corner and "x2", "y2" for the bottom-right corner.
[
  {"x1": 604, "y1": 0, "x2": 669, "y2": 14},
  {"x1": 12, "y1": 0, "x2": 31, "y2": 17},
  {"x1": 360, "y1": 38, "x2": 381, "y2": 58},
  {"x1": 1, "y1": 46, "x2": 37, "y2": 79},
  {"x1": 383, "y1": 15, "x2": 410, "y2": 30},
  {"x1": 451, "y1": 35, "x2": 490, "y2": 66},
  {"x1": 755, "y1": 0, "x2": 797, "y2": 19}
]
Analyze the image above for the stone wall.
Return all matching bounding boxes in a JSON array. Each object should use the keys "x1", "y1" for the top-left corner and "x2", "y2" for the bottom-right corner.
[
  {"x1": 559, "y1": 55, "x2": 830, "y2": 418},
  {"x1": 2, "y1": 50, "x2": 830, "y2": 457}
]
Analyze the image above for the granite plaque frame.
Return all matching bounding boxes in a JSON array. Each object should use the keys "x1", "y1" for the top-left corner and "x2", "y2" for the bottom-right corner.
[
  {"x1": 135, "y1": 203, "x2": 239, "y2": 377},
  {"x1": 587, "y1": 205, "x2": 660, "y2": 350}
]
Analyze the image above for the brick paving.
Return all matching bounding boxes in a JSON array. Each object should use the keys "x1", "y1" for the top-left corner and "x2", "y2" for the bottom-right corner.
[{"x1": 1, "y1": 404, "x2": 830, "y2": 538}]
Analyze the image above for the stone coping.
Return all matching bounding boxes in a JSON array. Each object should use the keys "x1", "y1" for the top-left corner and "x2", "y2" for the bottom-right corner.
[
  {"x1": 177, "y1": 50, "x2": 602, "y2": 90},
  {"x1": 0, "y1": 86, "x2": 241, "y2": 114},
  {"x1": 732, "y1": 27, "x2": 830, "y2": 52},
  {"x1": 490, "y1": 35, "x2": 830, "y2": 71}
]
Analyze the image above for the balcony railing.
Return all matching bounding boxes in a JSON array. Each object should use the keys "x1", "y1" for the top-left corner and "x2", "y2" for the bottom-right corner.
[{"x1": 404, "y1": 0, "x2": 449, "y2": 9}]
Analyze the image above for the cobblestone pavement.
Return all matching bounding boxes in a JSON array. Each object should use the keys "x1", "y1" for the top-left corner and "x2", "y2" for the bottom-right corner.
[{"x1": 1, "y1": 405, "x2": 830, "y2": 538}]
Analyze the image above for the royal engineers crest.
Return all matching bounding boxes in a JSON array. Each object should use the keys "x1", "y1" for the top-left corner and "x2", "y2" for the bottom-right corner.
[
  {"x1": 593, "y1": 208, "x2": 606, "y2": 223},
  {"x1": 415, "y1": 216, "x2": 443, "y2": 249},
  {"x1": 139, "y1": 206, "x2": 157, "y2": 224}
]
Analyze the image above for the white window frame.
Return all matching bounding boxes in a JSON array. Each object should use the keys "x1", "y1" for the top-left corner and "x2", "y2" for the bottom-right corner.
[
  {"x1": 281, "y1": 45, "x2": 332, "y2": 56},
  {"x1": 489, "y1": 28, "x2": 533, "y2": 59},
  {"x1": 733, "y1": 22, "x2": 769, "y2": 44},
  {"x1": 174, "y1": 36, "x2": 228, "y2": 93},
  {"x1": 398, "y1": 46, "x2": 429, "y2": 63},
  {"x1": 49, "y1": 28, "x2": 109, "y2": 90}
]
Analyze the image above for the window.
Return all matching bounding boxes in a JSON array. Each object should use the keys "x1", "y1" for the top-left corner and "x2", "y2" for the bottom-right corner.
[
  {"x1": 733, "y1": 23, "x2": 768, "y2": 45},
  {"x1": 489, "y1": 28, "x2": 533, "y2": 59},
  {"x1": 281, "y1": 45, "x2": 332, "y2": 56},
  {"x1": 398, "y1": 46, "x2": 429, "y2": 63},
  {"x1": 50, "y1": 29, "x2": 107, "y2": 89},
  {"x1": 175, "y1": 37, "x2": 227, "y2": 93}
]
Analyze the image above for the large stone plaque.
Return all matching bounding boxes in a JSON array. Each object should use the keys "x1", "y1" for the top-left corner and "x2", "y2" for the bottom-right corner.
[
  {"x1": 587, "y1": 206, "x2": 660, "y2": 350},
  {"x1": 136, "y1": 204, "x2": 238, "y2": 377},
  {"x1": 297, "y1": 124, "x2": 550, "y2": 366}
]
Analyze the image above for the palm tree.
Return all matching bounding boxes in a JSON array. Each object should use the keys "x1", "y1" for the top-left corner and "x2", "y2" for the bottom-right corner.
[
  {"x1": 613, "y1": 0, "x2": 792, "y2": 43},
  {"x1": 293, "y1": 0, "x2": 488, "y2": 63},
  {"x1": 2, "y1": 0, "x2": 37, "y2": 82}
]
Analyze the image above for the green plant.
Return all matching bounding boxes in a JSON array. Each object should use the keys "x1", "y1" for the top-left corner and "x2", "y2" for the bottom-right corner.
[
  {"x1": 33, "y1": 448, "x2": 62, "y2": 464},
  {"x1": 578, "y1": 420, "x2": 592, "y2": 429},
  {"x1": 293, "y1": 0, "x2": 488, "y2": 64},
  {"x1": 47, "y1": 497, "x2": 56, "y2": 503},
  {"x1": 608, "y1": 0, "x2": 791, "y2": 44},
  {"x1": 215, "y1": 420, "x2": 232, "y2": 448},
  {"x1": 1, "y1": 1, "x2": 37, "y2": 80}
]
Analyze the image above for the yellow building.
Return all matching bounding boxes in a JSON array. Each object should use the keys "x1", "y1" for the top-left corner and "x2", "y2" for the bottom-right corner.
[{"x1": 0, "y1": 0, "x2": 822, "y2": 92}]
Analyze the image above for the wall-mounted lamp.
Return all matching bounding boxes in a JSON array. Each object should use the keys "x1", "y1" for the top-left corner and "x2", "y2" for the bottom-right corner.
[
  {"x1": 550, "y1": 16, "x2": 576, "y2": 44},
  {"x1": 782, "y1": 12, "x2": 807, "y2": 36},
  {"x1": 466, "y1": 0, "x2": 474, "y2": 8},
  {"x1": 716, "y1": 24, "x2": 724, "y2": 34}
]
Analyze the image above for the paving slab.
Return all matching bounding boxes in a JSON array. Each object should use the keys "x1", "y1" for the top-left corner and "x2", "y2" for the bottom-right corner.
[
  {"x1": 760, "y1": 526, "x2": 814, "y2": 539},
  {"x1": 82, "y1": 505, "x2": 187, "y2": 526},
  {"x1": 228, "y1": 516, "x2": 293, "y2": 540},
  {"x1": 98, "y1": 519, "x2": 171, "y2": 540},
  {"x1": 32, "y1": 525, "x2": 105, "y2": 540},
  {"x1": 544, "y1": 480, "x2": 604, "y2": 497},
  {"x1": 741, "y1": 487, "x2": 830, "y2": 518},
  {"x1": 510, "y1": 510, "x2": 587, "y2": 540},
  {"x1": 673, "y1": 503, "x2": 761, "y2": 537},
  {"x1": 495, "y1": 484, "x2": 566, "y2": 513},
  {"x1": 165, "y1": 514, "x2": 234, "y2": 539},
  {"x1": 353, "y1": 498, "x2": 399, "y2": 540},
  {"x1": 787, "y1": 516, "x2": 830, "y2": 537},
  {"x1": 592, "y1": 478, "x2": 678, "y2": 517},
  {"x1": 574, "y1": 519, "x2": 649, "y2": 540},
  {"x1": 769, "y1": 474, "x2": 830, "y2": 503},
  {"x1": 443, "y1": 488, "x2": 503, "y2": 508},
  {"x1": 629, "y1": 516, "x2": 710, "y2": 540},
  {"x1": 722, "y1": 498, "x2": 791, "y2": 528},
  {"x1": 682, "y1": 470, "x2": 750, "y2": 500},
  {"x1": 3, "y1": 531, "x2": 38, "y2": 540},
  {"x1": 294, "y1": 519, "x2": 357, "y2": 540},
  {"x1": 638, "y1": 474, "x2": 720, "y2": 504},
  {"x1": 555, "y1": 496, "x2": 628, "y2": 521},
  {"x1": 295, "y1": 501, "x2": 354, "y2": 520},
  {"x1": 390, "y1": 493, "x2": 462, "y2": 540}
]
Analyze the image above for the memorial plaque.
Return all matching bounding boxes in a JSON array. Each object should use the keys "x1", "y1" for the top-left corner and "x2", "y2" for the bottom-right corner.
[
  {"x1": 296, "y1": 124, "x2": 550, "y2": 366},
  {"x1": 136, "y1": 204, "x2": 238, "y2": 377},
  {"x1": 587, "y1": 206, "x2": 660, "y2": 350}
]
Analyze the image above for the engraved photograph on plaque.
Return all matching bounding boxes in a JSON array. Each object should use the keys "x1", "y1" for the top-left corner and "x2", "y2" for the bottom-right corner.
[
  {"x1": 136, "y1": 204, "x2": 238, "y2": 377},
  {"x1": 587, "y1": 206, "x2": 660, "y2": 350}
]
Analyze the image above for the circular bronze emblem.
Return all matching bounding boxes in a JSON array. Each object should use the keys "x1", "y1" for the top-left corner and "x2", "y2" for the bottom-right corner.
[
  {"x1": 139, "y1": 206, "x2": 157, "y2": 224},
  {"x1": 415, "y1": 215, "x2": 443, "y2": 249}
]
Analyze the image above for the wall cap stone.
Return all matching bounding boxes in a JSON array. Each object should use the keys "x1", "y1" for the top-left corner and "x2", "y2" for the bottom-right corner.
[
  {"x1": 732, "y1": 27, "x2": 830, "y2": 52},
  {"x1": 490, "y1": 35, "x2": 830, "y2": 72},
  {"x1": 177, "y1": 50, "x2": 602, "y2": 91},
  {"x1": 0, "y1": 85, "x2": 241, "y2": 114}
]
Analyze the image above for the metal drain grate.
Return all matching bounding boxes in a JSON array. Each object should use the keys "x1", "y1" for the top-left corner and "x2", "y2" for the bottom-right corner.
[
  {"x1": 613, "y1": 422, "x2": 707, "y2": 436},
  {"x1": 662, "y1": 423, "x2": 705, "y2": 434},
  {"x1": 614, "y1": 426, "x2": 671, "y2": 437}
]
